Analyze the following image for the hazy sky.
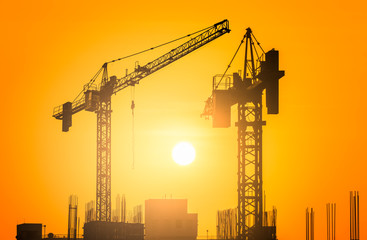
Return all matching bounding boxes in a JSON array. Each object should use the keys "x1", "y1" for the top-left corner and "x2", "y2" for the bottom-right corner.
[{"x1": 1, "y1": 0, "x2": 367, "y2": 239}]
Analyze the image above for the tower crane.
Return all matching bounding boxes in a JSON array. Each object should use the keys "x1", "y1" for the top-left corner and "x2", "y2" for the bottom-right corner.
[
  {"x1": 53, "y1": 20, "x2": 230, "y2": 222},
  {"x1": 202, "y1": 28, "x2": 284, "y2": 240}
]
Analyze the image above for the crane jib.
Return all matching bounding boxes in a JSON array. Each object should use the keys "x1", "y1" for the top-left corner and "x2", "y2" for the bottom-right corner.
[
  {"x1": 52, "y1": 20, "x2": 230, "y2": 131},
  {"x1": 113, "y1": 20, "x2": 230, "y2": 94}
]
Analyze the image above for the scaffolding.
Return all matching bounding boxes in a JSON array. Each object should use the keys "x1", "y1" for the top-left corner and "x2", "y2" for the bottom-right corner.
[{"x1": 217, "y1": 208, "x2": 237, "y2": 240}]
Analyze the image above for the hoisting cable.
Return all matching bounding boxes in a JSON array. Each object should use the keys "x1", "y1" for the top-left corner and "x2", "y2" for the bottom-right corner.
[
  {"x1": 105, "y1": 24, "x2": 213, "y2": 64},
  {"x1": 213, "y1": 34, "x2": 246, "y2": 91},
  {"x1": 131, "y1": 85, "x2": 136, "y2": 170}
]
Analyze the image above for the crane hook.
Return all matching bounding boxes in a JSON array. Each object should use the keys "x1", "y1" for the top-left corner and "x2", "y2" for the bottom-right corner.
[{"x1": 131, "y1": 85, "x2": 136, "y2": 170}]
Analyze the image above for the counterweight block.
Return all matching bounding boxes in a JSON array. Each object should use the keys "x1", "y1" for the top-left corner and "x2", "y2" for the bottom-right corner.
[
  {"x1": 62, "y1": 102, "x2": 72, "y2": 132},
  {"x1": 260, "y1": 50, "x2": 285, "y2": 114},
  {"x1": 212, "y1": 90, "x2": 234, "y2": 128}
]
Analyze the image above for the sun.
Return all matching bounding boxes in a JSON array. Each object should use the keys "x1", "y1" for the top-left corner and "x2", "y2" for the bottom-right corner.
[{"x1": 172, "y1": 142, "x2": 196, "y2": 166}]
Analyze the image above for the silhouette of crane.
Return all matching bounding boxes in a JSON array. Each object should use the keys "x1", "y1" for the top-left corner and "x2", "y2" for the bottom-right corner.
[
  {"x1": 53, "y1": 20, "x2": 230, "y2": 222},
  {"x1": 202, "y1": 28, "x2": 284, "y2": 240}
]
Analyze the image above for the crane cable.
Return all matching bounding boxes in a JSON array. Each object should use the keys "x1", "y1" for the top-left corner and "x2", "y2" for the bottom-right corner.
[
  {"x1": 251, "y1": 32, "x2": 265, "y2": 54},
  {"x1": 213, "y1": 31, "x2": 265, "y2": 92},
  {"x1": 213, "y1": 35, "x2": 246, "y2": 91},
  {"x1": 131, "y1": 85, "x2": 136, "y2": 170},
  {"x1": 72, "y1": 23, "x2": 214, "y2": 104},
  {"x1": 118, "y1": 23, "x2": 215, "y2": 170},
  {"x1": 106, "y1": 24, "x2": 214, "y2": 64},
  {"x1": 72, "y1": 66, "x2": 104, "y2": 103}
]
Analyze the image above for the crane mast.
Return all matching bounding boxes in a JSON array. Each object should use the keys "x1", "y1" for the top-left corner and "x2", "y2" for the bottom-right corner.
[
  {"x1": 202, "y1": 28, "x2": 284, "y2": 240},
  {"x1": 53, "y1": 20, "x2": 230, "y2": 222}
]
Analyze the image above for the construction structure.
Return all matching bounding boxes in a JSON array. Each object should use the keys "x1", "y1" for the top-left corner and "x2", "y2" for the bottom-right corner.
[
  {"x1": 326, "y1": 203, "x2": 336, "y2": 240},
  {"x1": 350, "y1": 191, "x2": 360, "y2": 240},
  {"x1": 145, "y1": 199, "x2": 197, "y2": 240},
  {"x1": 306, "y1": 208, "x2": 314, "y2": 240},
  {"x1": 263, "y1": 207, "x2": 277, "y2": 229},
  {"x1": 132, "y1": 205, "x2": 143, "y2": 224},
  {"x1": 52, "y1": 20, "x2": 230, "y2": 223},
  {"x1": 217, "y1": 208, "x2": 237, "y2": 240},
  {"x1": 83, "y1": 221, "x2": 144, "y2": 240},
  {"x1": 202, "y1": 28, "x2": 284, "y2": 240},
  {"x1": 121, "y1": 195, "x2": 127, "y2": 223},
  {"x1": 112, "y1": 194, "x2": 121, "y2": 222},
  {"x1": 85, "y1": 200, "x2": 96, "y2": 223},
  {"x1": 67, "y1": 195, "x2": 78, "y2": 240},
  {"x1": 16, "y1": 223, "x2": 42, "y2": 240}
]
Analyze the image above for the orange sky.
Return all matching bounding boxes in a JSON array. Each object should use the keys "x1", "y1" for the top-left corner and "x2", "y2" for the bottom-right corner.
[{"x1": 1, "y1": 0, "x2": 367, "y2": 239}]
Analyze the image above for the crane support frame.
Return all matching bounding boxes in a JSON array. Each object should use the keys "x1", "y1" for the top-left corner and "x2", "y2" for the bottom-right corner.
[
  {"x1": 96, "y1": 95, "x2": 112, "y2": 221},
  {"x1": 53, "y1": 20, "x2": 231, "y2": 223},
  {"x1": 202, "y1": 27, "x2": 284, "y2": 240},
  {"x1": 237, "y1": 100, "x2": 264, "y2": 240}
]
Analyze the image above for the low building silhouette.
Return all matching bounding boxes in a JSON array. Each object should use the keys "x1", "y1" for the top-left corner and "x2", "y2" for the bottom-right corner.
[
  {"x1": 16, "y1": 223, "x2": 42, "y2": 240},
  {"x1": 83, "y1": 221, "x2": 144, "y2": 240},
  {"x1": 145, "y1": 199, "x2": 197, "y2": 240}
]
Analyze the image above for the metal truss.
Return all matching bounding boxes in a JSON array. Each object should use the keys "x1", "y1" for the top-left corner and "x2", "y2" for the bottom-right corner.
[
  {"x1": 96, "y1": 94, "x2": 112, "y2": 222},
  {"x1": 237, "y1": 100, "x2": 264, "y2": 240}
]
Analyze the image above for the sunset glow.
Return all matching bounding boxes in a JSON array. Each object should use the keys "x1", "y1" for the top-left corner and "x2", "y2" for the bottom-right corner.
[
  {"x1": 2, "y1": 0, "x2": 367, "y2": 240},
  {"x1": 172, "y1": 142, "x2": 196, "y2": 166}
]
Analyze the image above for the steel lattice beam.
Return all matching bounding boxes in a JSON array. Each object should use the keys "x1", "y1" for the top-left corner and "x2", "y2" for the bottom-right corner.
[
  {"x1": 237, "y1": 100, "x2": 264, "y2": 240},
  {"x1": 96, "y1": 94, "x2": 112, "y2": 221},
  {"x1": 52, "y1": 20, "x2": 230, "y2": 120}
]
